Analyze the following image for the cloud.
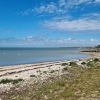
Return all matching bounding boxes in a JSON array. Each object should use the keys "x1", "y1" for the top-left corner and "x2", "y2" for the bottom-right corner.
[
  {"x1": 18, "y1": 9, "x2": 34, "y2": 16},
  {"x1": 34, "y1": 2, "x2": 57, "y2": 14},
  {"x1": 90, "y1": 38, "x2": 95, "y2": 42},
  {"x1": 82, "y1": 13, "x2": 100, "y2": 19},
  {"x1": 33, "y1": 0, "x2": 95, "y2": 15},
  {"x1": 44, "y1": 38, "x2": 100, "y2": 47},
  {"x1": 20, "y1": 0, "x2": 97, "y2": 16},
  {"x1": 95, "y1": 0, "x2": 100, "y2": 3},
  {"x1": 19, "y1": 0, "x2": 100, "y2": 20},
  {"x1": 58, "y1": 0, "x2": 66, "y2": 7},
  {"x1": 23, "y1": 36, "x2": 44, "y2": 43},
  {"x1": 43, "y1": 16, "x2": 100, "y2": 32},
  {"x1": 0, "y1": 37, "x2": 100, "y2": 47},
  {"x1": 76, "y1": 0, "x2": 93, "y2": 4},
  {"x1": 0, "y1": 36, "x2": 45, "y2": 44}
]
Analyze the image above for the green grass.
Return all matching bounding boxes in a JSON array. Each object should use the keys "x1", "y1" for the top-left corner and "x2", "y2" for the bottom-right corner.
[{"x1": 87, "y1": 60, "x2": 99, "y2": 68}]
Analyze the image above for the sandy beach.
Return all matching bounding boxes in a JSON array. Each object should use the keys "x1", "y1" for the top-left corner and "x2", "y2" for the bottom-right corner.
[
  {"x1": 0, "y1": 60, "x2": 69, "y2": 80},
  {"x1": 81, "y1": 52, "x2": 100, "y2": 58},
  {"x1": 0, "y1": 57, "x2": 92, "y2": 81},
  {"x1": 0, "y1": 60, "x2": 72, "y2": 92}
]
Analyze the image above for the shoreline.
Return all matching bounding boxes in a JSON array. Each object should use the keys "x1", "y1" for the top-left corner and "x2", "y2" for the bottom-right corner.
[
  {"x1": 80, "y1": 51, "x2": 100, "y2": 58},
  {"x1": 0, "y1": 51, "x2": 99, "y2": 78},
  {"x1": 0, "y1": 60, "x2": 72, "y2": 79},
  {"x1": 0, "y1": 56, "x2": 88, "y2": 67},
  {"x1": 0, "y1": 52, "x2": 98, "y2": 79},
  {"x1": 0, "y1": 52, "x2": 90, "y2": 68}
]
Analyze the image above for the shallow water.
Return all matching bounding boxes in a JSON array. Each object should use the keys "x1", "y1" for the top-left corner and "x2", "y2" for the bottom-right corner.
[{"x1": 0, "y1": 47, "x2": 89, "y2": 66}]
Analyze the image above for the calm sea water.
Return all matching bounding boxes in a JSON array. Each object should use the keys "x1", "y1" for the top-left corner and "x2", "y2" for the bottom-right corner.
[{"x1": 0, "y1": 47, "x2": 89, "y2": 66}]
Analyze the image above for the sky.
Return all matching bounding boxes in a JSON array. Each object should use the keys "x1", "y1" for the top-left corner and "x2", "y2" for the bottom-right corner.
[{"x1": 0, "y1": 0, "x2": 100, "y2": 47}]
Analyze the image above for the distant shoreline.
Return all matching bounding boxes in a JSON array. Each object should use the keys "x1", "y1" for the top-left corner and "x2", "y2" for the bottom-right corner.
[{"x1": 81, "y1": 51, "x2": 100, "y2": 58}]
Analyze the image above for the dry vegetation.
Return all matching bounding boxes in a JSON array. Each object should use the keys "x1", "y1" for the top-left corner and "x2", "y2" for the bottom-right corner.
[{"x1": 0, "y1": 58, "x2": 100, "y2": 100}]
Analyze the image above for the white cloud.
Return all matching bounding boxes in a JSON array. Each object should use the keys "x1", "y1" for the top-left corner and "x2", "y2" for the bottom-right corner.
[
  {"x1": 34, "y1": 2, "x2": 57, "y2": 14},
  {"x1": 43, "y1": 18, "x2": 100, "y2": 32},
  {"x1": 44, "y1": 38, "x2": 100, "y2": 47},
  {"x1": 77, "y1": 0, "x2": 92, "y2": 4},
  {"x1": 33, "y1": 0, "x2": 94, "y2": 15},
  {"x1": 20, "y1": 0, "x2": 99, "y2": 16},
  {"x1": 58, "y1": 0, "x2": 66, "y2": 7},
  {"x1": 95, "y1": 0, "x2": 100, "y2": 2},
  {"x1": 0, "y1": 37, "x2": 100, "y2": 47},
  {"x1": 90, "y1": 38, "x2": 95, "y2": 42},
  {"x1": 82, "y1": 13, "x2": 100, "y2": 19}
]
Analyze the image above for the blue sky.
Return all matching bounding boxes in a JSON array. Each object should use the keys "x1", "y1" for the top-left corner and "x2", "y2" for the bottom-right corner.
[{"x1": 0, "y1": 0, "x2": 100, "y2": 47}]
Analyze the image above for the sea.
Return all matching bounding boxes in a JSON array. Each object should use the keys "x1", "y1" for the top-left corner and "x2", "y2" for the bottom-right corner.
[{"x1": 0, "y1": 47, "x2": 89, "y2": 66}]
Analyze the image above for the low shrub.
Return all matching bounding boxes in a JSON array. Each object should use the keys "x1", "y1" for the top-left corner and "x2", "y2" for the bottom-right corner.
[
  {"x1": 93, "y1": 58, "x2": 99, "y2": 62},
  {"x1": 63, "y1": 67, "x2": 68, "y2": 71},
  {"x1": 87, "y1": 61, "x2": 95, "y2": 67},
  {"x1": 81, "y1": 62, "x2": 86, "y2": 65}
]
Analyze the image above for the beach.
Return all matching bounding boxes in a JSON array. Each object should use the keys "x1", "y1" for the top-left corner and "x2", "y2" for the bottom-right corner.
[
  {"x1": 0, "y1": 52, "x2": 100, "y2": 100},
  {"x1": 1, "y1": 50, "x2": 99, "y2": 80},
  {"x1": 0, "y1": 0, "x2": 100, "y2": 99},
  {"x1": 0, "y1": 52, "x2": 98, "y2": 85},
  {"x1": 0, "y1": 61, "x2": 69, "y2": 80}
]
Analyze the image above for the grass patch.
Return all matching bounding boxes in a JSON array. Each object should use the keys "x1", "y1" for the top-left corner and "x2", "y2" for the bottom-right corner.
[
  {"x1": 86, "y1": 58, "x2": 100, "y2": 68},
  {"x1": 63, "y1": 67, "x2": 68, "y2": 71},
  {"x1": 43, "y1": 71, "x2": 47, "y2": 74},
  {"x1": 0, "y1": 78, "x2": 24, "y2": 84},
  {"x1": 61, "y1": 63, "x2": 68, "y2": 66},
  {"x1": 87, "y1": 61, "x2": 95, "y2": 67},
  {"x1": 93, "y1": 58, "x2": 99, "y2": 62},
  {"x1": 33, "y1": 65, "x2": 100, "y2": 99},
  {"x1": 69, "y1": 62, "x2": 78, "y2": 67},
  {"x1": 87, "y1": 59, "x2": 99, "y2": 67}
]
